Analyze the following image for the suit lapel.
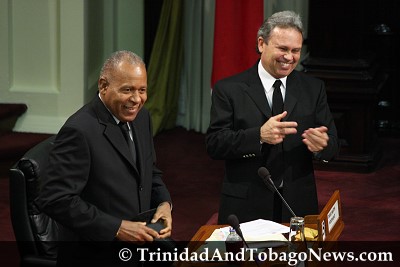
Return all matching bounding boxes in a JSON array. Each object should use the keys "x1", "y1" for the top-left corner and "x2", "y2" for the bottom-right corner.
[
  {"x1": 129, "y1": 121, "x2": 143, "y2": 176},
  {"x1": 104, "y1": 124, "x2": 140, "y2": 174},
  {"x1": 92, "y1": 97, "x2": 140, "y2": 176},
  {"x1": 284, "y1": 72, "x2": 301, "y2": 121},
  {"x1": 243, "y1": 63, "x2": 271, "y2": 118},
  {"x1": 244, "y1": 64, "x2": 302, "y2": 121}
]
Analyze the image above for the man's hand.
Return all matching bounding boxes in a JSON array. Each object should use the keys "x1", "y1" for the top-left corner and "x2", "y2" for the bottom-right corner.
[
  {"x1": 115, "y1": 202, "x2": 172, "y2": 242},
  {"x1": 260, "y1": 111, "x2": 297, "y2": 145},
  {"x1": 115, "y1": 220, "x2": 160, "y2": 243},
  {"x1": 151, "y1": 202, "x2": 172, "y2": 239},
  {"x1": 302, "y1": 126, "x2": 329, "y2": 153}
]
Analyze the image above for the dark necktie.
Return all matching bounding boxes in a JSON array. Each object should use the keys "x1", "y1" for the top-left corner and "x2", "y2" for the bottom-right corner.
[
  {"x1": 118, "y1": 122, "x2": 137, "y2": 164},
  {"x1": 270, "y1": 80, "x2": 284, "y2": 191},
  {"x1": 272, "y1": 80, "x2": 283, "y2": 116}
]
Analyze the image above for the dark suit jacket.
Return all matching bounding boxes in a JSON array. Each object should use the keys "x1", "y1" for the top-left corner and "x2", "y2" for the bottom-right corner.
[
  {"x1": 37, "y1": 96, "x2": 171, "y2": 242},
  {"x1": 206, "y1": 61, "x2": 339, "y2": 224}
]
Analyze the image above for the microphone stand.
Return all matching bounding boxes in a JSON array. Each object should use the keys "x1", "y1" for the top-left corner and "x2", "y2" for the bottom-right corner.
[
  {"x1": 227, "y1": 215, "x2": 261, "y2": 267},
  {"x1": 267, "y1": 177, "x2": 297, "y2": 218},
  {"x1": 258, "y1": 167, "x2": 310, "y2": 266}
]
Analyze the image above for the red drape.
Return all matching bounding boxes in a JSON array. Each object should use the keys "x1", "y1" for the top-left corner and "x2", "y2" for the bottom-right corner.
[{"x1": 211, "y1": 0, "x2": 264, "y2": 88}]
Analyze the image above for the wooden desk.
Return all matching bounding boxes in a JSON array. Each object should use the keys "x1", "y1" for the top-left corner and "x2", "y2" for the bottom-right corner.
[
  {"x1": 182, "y1": 224, "x2": 228, "y2": 265},
  {"x1": 178, "y1": 224, "x2": 294, "y2": 267},
  {"x1": 178, "y1": 225, "x2": 337, "y2": 267},
  {"x1": 178, "y1": 191, "x2": 344, "y2": 267}
]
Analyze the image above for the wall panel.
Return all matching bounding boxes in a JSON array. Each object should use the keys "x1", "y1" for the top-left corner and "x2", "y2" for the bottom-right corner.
[{"x1": 10, "y1": 0, "x2": 60, "y2": 93}]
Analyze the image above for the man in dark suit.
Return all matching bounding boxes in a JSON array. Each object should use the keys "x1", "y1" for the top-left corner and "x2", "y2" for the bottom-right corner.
[
  {"x1": 206, "y1": 11, "x2": 339, "y2": 224},
  {"x1": 37, "y1": 51, "x2": 172, "y2": 265}
]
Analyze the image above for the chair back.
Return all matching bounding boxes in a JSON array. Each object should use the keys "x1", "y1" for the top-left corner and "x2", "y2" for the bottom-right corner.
[{"x1": 9, "y1": 135, "x2": 58, "y2": 265}]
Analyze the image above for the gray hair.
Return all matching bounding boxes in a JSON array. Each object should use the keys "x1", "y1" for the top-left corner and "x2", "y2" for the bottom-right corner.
[
  {"x1": 256, "y1": 11, "x2": 303, "y2": 53},
  {"x1": 100, "y1": 50, "x2": 145, "y2": 78}
]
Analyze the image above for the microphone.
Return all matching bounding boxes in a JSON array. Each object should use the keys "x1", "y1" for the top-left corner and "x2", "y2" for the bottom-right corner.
[
  {"x1": 257, "y1": 167, "x2": 297, "y2": 218},
  {"x1": 227, "y1": 214, "x2": 249, "y2": 248},
  {"x1": 227, "y1": 214, "x2": 261, "y2": 267},
  {"x1": 258, "y1": 168, "x2": 309, "y2": 257},
  {"x1": 257, "y1": 167, "x2": 309, "y2": 253}
]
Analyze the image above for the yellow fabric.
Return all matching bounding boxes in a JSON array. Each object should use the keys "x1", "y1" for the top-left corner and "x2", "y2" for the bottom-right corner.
[{"x1": 145, "y1": 0, "x2": 184, "y2": 135}]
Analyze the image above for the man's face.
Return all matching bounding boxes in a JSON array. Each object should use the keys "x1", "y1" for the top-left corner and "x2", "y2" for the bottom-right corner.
[
  {"x1": 99, "y1": 61, "x2": 147, "y2": 122},
  {"x1": 258, "y1": 27, "x2": 302, "y2": 78}
]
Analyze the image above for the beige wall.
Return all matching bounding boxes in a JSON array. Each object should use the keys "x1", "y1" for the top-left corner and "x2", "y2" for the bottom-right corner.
[{"x1": 0, "y1": 0, "x2": 144, "y2": 134}]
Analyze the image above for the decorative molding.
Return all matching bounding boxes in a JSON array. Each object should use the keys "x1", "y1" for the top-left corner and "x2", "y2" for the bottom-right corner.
[
  {"x1": 8, "y1": 0, "x2": 60, "y2": 94},
  {"x1": 13, "y1": 114, "x2": 66, "y2": 134}
]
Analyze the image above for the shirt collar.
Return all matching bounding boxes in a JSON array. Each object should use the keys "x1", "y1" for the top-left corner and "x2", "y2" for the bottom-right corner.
[
  {"x1": 258, "y1": 61, "x2": 287, "y2": 92},
  {"x1": 98, "y1": 93, "x2": 120, "y2": 125}
]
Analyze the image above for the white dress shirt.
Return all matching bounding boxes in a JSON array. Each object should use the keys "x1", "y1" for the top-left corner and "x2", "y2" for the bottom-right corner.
[{"x1": 258, "y1": 61, "x2": 287, "y2": 109}]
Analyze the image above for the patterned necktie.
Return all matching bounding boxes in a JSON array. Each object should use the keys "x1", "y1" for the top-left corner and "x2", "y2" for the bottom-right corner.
[
  {"x1": 118, "y1": 122, "x2": 137, "y2": 164},
  {"x1": 272, "y1": 80, "x2": 283, "y2": 116}
]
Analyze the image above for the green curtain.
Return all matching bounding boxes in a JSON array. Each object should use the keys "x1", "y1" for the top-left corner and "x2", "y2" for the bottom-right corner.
[
  {"x1": 145, "y1": 0, "x2": 183, "y2": 135},
  {"x1": 176, "y1": 0, "x2": 214, "y2": 134}
]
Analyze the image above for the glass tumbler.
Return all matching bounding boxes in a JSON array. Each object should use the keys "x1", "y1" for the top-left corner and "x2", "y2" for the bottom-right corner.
[{"x1": 289, "y1": 216, "x2": 305, "y2": 242}]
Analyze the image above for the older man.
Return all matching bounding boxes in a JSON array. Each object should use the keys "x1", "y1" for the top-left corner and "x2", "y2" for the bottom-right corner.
[{"x1": 37, "y1": 51, "x2": 172, "y2": 265}]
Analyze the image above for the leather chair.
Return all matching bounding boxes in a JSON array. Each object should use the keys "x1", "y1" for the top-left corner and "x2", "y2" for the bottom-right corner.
[
  {"x1": 9, "y1": 135, "x2": 58, "y2": 267},
  {"x1": 9, "y1": 135, "x2": 178, "y2": 266}
]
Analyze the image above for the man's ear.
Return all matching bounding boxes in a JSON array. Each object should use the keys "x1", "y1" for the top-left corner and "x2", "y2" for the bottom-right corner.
[
  {"x1": 257, "y1": 37, "x2": 266, "y2": 53},
  {"x1": 98, "y1": 77, "x2": 108, "y2": 92}
]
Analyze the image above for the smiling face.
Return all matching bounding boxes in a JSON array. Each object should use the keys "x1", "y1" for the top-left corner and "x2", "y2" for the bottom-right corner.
[
  {"x1": 98, "y1": 61, "x2": 147, "y2": 122},
  {"x1": 258, "y1": 26, "x2": 302, "y2": 78}
]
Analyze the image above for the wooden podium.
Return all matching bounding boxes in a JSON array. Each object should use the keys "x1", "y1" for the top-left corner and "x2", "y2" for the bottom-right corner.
[
  {"x1": 304, "y1": 190, "x2": 344, "y2": 242},
  {"x1": 179, "y1": 190, "x2": 344, "y2": 266},
  {"x1": 302, "y1": 56, "x2": 386, "y2": 172}
]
